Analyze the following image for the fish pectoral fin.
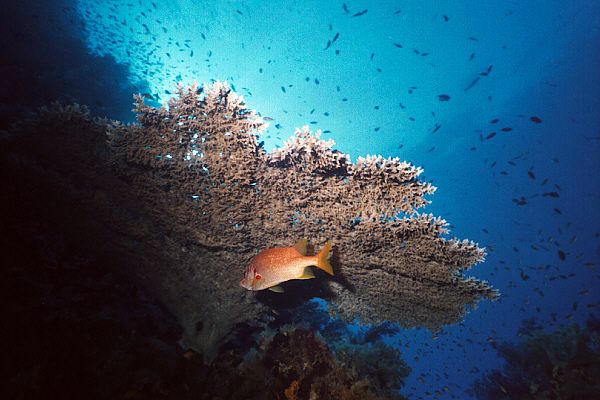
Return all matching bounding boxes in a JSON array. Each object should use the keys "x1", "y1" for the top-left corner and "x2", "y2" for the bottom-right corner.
[
  {"x1": 268, "y1": 285, "x2": 285, "y2": 293},
  {"x1": 297, "y1": 267, "x2": 315, "y2": 280}
]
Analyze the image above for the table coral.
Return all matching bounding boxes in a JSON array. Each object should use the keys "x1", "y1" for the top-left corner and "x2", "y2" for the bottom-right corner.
[{"x1": 2, "y1": 81, "x2": 497, "y2": 361}]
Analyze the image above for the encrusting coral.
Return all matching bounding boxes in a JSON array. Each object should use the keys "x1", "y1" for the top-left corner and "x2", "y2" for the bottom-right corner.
[{"x1": 1, "y1": 81, "x2": 496, "y2": 361}]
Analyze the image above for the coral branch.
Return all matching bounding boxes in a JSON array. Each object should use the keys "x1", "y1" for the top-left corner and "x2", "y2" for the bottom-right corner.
[{"x1": 3, "y1": 81, "x2": 497, "y2": 361}]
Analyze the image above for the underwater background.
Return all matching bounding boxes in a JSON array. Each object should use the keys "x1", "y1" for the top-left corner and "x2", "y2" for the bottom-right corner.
[{"x1": 1, "y1": 1, "x2": 599, "y2": 399}]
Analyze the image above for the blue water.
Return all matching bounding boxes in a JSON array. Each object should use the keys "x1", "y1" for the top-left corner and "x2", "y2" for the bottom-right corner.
[{"x1": 11, "y1": 0, "x2": 600, "y2": 398}]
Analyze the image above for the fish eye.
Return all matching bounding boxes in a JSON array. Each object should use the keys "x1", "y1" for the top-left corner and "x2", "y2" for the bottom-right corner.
[{"x1": 255, "y1": 273, "x2": 262, "y2": 280}]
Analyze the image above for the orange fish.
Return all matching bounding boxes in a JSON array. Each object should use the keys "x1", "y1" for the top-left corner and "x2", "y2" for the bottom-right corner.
[{"x1": 240, "y1": 239, "x2": 333, "y2": 292}]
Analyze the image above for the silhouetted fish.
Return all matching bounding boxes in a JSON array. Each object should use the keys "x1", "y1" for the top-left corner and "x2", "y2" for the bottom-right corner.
[
  {"x1": 530, "y1": 116, "x2": 542, "y2": 123},
  {"x1": 464, "y1": 76, "x2": 480, "y2": 92}
]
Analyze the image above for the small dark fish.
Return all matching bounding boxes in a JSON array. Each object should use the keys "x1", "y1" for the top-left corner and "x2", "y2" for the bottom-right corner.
[
  {"x1": 427, "y1": 146, "x2": 435, "y2": 152},
  {"x1": 325, "y1": 40, "x2": 331, "y2": 50},
  {"x1": 553, "y1": 208, "x2": 562, "y2": 214},
  {"x1": 501, "y1": 127, "x2": 512, "y2": 132},
  {"x1": 343, "y1": 3, "x2": 349, "y2": 13},
  {"x1": 353, "y1": 9, "x2": 368, "y2": 17},
  {"x1": 332, "y1": 33, "x2": 340, "y2": 42},
  {"x1": 393, "y1": 43, "x2": 403, "y2": 48},
  {"x1": 468, "y1": 53, "x2": 475, "y2": 61},
  {"x1": 530, "y1": 116, "x2": 542, "y2": 123},
  {"x1": 281, "y1": 86, "x2": 286, "y2": 93},
  {"x1": 490, "y1": 118, "x2": 499, "y2": 124},
  {"x1": 468, "y1": 36, "x2": 478, "y2": 41},
  {"x1": 479, "y1": 65, "x2": 493, "y2": 76},
  {"x1": 486, "y1": 131, "x2": 496, "y2": 140},
  {"x1": 370, "y1": 53, "x2": 375, "y2": 61},
  {"x1": 432, "y1": 123, "x2": 441, "y2": 133},
  {"x1": 394, "y1": 9, "x2": 402, "y2": 14},
  {"x1": 438, "y1": 94, "x2": 451, "y2": 101},
  {"x1": 557, "y1": 250, "x2": 566, "y2": 261},
  {"x1": 141, "y1": 93, "x2": 155, "y2": 100},
  {"x1": 543, "y1": 191, "x2": 559, "y2": 198},
  {"x1": 527, "y1": 170, "x2": 535, "y2": 180},
  {"x1": 519, "y1": 269, "x2": 530, "y2": 281},
  {"x1": 464, "y1": 76, "x2": 480, "y2": 92},
  {"x1": 443, "y1": 15, "x2": 449, "y2": 22}
]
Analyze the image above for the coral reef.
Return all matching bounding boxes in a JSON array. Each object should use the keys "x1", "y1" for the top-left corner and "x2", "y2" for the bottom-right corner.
[
  {"x1": 284, "y1": 299, "x2": 411, "y2": 397},
  {"x1": 470, "y1": 319, "x2": 600, "y2": 399},
  {"x1": 0, "y1": 81, "x2": 496, "y2": 361},
  {"x1": 0, "y1": 191, "x2": 407, "y2": 399}
]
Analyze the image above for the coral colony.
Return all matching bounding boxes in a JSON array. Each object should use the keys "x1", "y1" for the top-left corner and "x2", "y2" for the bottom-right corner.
[{"x1": 4, "y1": 82, "x2": 496, "y2": 367}]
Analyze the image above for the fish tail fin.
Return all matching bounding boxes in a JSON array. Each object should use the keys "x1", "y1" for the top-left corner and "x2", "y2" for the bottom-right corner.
[{"x1": 316, "y1": 240, "x2": 334, "y2": 276}]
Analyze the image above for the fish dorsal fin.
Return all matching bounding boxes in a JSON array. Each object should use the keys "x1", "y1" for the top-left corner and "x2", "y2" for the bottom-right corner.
[
  {"x1": 294, "y1": 238, "x2": 308, "y2": 255},
  {"x1": 269, "y1": 285, "x2": 285, "y2": 293},
  {"x1": 297, "y1": 267, "x2": 315, "y2": 280}
]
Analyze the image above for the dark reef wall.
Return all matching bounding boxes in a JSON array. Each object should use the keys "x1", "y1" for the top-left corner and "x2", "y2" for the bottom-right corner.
[
  {"x1": 470, "y1": 319, "x2": 600, "y2": 399},
  {"x1": 0, "y1": 0, "x2": 146, "y2": 128}
]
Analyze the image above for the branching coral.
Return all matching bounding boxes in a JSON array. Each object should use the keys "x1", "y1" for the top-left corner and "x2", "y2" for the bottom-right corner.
[{"x1": 2, "y1": 81, "x2": 497, "y2": 361}]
